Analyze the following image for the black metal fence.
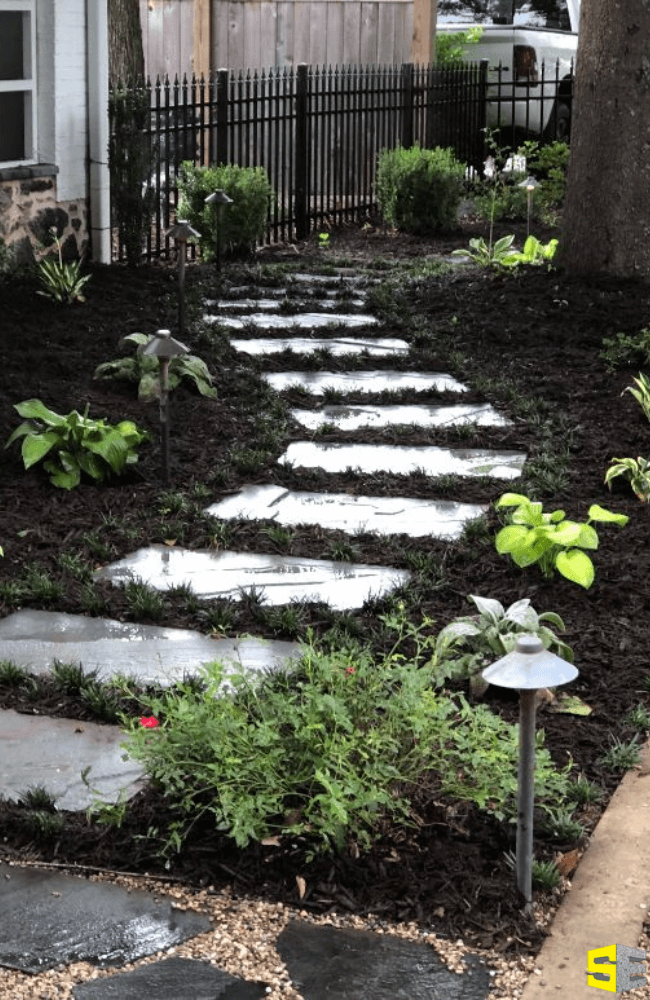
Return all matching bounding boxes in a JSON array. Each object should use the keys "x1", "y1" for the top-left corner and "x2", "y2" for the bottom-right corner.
[{"x1": 109, "y1": 58, "x2": 571, "y2": 262}]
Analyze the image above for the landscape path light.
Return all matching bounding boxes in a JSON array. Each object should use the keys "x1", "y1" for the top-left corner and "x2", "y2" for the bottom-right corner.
[
  {"x1": 481, "y1": 634, "x2": 578, "y2": 905},
  {"x1": 166, "y1": 220, "x2": 200, "y2": 340},
  {"x1": 140, "y1": 329, "x2": 189, "y2": 485},
  {"x1": 204, "y1": 189, "x2": 233, "y2": 273},
  {"x1": 518, "y1": 175, "x2": 539, "y2": 238}
]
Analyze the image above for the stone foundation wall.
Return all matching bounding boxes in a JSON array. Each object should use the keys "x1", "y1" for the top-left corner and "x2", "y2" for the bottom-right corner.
[{"x1": 0, "y1": 168, "x2": 88, "y2": 264}]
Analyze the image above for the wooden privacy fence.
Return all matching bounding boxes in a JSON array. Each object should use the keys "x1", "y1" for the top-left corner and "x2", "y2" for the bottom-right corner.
[{"x1": 109, "y1": 60, "x2": 489, "y2": 262}]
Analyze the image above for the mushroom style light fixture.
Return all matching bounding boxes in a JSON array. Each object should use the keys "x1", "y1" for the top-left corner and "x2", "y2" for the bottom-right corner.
[
  {"x1": 140, "y1": 329, "x2": 189, "y2": 485},
  {"x1": 204, "y1": 189, "x2": 233, "y2": 273},
  {"x1": 518, "y1": 175, "x2": 539, "y2": 238},
  {"x1": 482, "y1": 635, "x2": 578, "y2": 904},
  {"x1": 166, "y1": 220, "x2": 200, "y2": 340}
]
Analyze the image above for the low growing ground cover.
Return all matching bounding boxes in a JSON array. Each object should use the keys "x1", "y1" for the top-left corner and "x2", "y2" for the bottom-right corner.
[{"x1": 2, "y1": 219, "x2": 650, "y2": 953}]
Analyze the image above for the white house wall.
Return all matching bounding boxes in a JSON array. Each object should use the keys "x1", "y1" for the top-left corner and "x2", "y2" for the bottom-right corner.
[{"x1": 53, "y1": 0, "x2": 88, "y2": 201}]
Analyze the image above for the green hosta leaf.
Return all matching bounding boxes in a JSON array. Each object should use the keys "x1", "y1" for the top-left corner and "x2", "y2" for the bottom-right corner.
[
  {"x1": 493, "y1": 234, "x2": 516, "y2": 255},
  {"x1": 511, "y1": 501, "x2": 543, "y2": 526},
  {"x1": 5, "y1": 419, "x2": 38, "y2": 448},
  {"x1": 44, "y1": 458, "x2": 81, "y2": 490},
  {"x1": 573, "y1": 523, "x2": 599, "y2": 549},
  {"x1": 555, "y1": 549, "x2": 595, "y2": 589},
  {"x1": 495, "y1": 492, "x2": 530, "y2": 510},
  {"x1": 76, "y1": 449, "x2": 107, "y2": 481},
  {"x1": 83, "y1": 429, "x2": 130, "y2": 473},
  {"x1": 138, "y1": 371, "x2": 160, "y2": 401},
  {"x1": 468, "y1": 594, "x2": 504, "y2": 622},
  {"x1": 175, "y1": 356, "x2": 218, "y2": 399},
  {"x1": 588, "y1": 504, "x2": 629, "y2": 527},
  {"x1": 495, "y1": 524, "x2": 529, "y2": 554},
  {"x1": 548, "y1": 521, "x2": 584, "y2": 546},
  {"x1": 504, "y1": 599, "x2": 538, "y2": 630},
  {"x1": 21, "y1": 431, "x2": 60, "y2": 469},
  {"x1": 13, "y1": 398, "x2": 63, "y2": 426}
]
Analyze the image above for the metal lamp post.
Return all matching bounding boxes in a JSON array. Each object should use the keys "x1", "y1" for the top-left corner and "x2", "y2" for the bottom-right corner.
[
  {"x1": 518, "y1": 175, "x2": 539, "y2": 238},
  {"x1": 166, "y1": 221, "x2": 200, "y2": 340},
  {"x1": 481, "y1": 635, "x2": 578, "y2": 904},
  {"x1": 140, "y1": 329, "x2": 189, "y2": 485},
  {"x1": 204, "y1": 189, "x2": 233, "y2": 273}
]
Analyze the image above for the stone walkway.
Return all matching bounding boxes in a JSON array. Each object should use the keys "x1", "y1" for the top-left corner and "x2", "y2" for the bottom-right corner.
[{"x1": 0, "y1": 264, "x2": 527, "y2": 998}]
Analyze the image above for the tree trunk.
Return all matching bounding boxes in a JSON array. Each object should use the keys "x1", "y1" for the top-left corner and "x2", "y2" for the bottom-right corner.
[
  {"x1": 559, "y1": 0, "x2": 650, "y2": 277},
  {"x1": 109, "y1": 0, "x2": 145, "y2": 87}
]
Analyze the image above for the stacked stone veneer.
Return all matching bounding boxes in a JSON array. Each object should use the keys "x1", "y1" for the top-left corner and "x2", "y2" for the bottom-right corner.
[{"x1": 0, "y1": 168, "x2": 88, "y2": 264}]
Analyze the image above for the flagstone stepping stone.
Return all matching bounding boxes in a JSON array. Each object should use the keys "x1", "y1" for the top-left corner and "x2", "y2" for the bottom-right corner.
[
  {"x1": 0, "y1": 610, "x2": 300, "y2": 687},
  {"x1": 230, "y1": 336, "x2": 407, "y2": 357},
  {"x1": 277, "y1": 920, "x2": 491, "y2": 1000},
  {"x1": 93, "y1": 546, "x2": 409, "y2": 611},
  {"x1": 72, "y1": 956, "x2": 267, "y2": 999},
  {"x1": 0, "y1": 863, "x2": 211, "y2": 973},
  {"x1": 207, "y1": 295, "x2": 367, "y2": 311},
  {"x1": 0, "y1": 708, "x2": 144, "y2": 810},
  {"x1": 280, "y1": 441, "x2": 526, "y2": 480},
  {"x1": 291, "y1": 401, "x2": 511, "y2": 431},
  {"x1": 263, "y1": 370, "x2": 469, "y2": 395},
  {"x1": 208, "y1": 312, "x2": 379, "y2": 331},
  {"x1": 208, "y1": 485, "x2": 487, "y2": 539}
]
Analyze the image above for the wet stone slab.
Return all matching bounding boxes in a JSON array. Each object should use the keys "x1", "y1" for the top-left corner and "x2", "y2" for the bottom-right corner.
[
  {"x1": 290, "y1": 401, "x2": 510, "y2": 431},
  {"x1": 0, "y1": 864, "x2": 211, "y2": 973},
  {"x1": 207, "y1": 295, "x2": 367, "y2": 311},
  {"x1": 0, "y1": 610, "x2": 300, "y2": 687},
  {"x1": 277, "y1": 920, "x2": 491, "y2": 1000},
  {"x1": 0, "y1": 708, "x2": 144, "y2": 810},
  {"x1": 72, "y1": 957, "x2": 267, "y2": 999},
  {"x1": 207, "y1": 312, "x2": 379, "y2": 331},
  {"x1": 263, "y1": 370, "x2": 469, "y2": 396},
  {"x1": 230, "y1": 336, "x2": 408, "y2": 357},
  {"x1": 94, "y1": 545, "x2": 410, "y2": 610},
  {"x1": 207, "y1": 485, "x2": 487, "y2": 540},
  {"x1": 280, "y1": 441, "x2": 527, "y2": 480}
]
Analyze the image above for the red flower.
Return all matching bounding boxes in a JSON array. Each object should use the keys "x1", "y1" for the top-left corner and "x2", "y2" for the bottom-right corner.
[
  {"x1": 345, "y1": 667, "x2": 356, "y2": 675},
  {"x1": 140, "y1": 716, "x2": 160, "y2": 728}
]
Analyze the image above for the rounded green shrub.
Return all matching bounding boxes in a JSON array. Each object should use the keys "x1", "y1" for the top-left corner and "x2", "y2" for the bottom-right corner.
[
  {"x1": 177, "y1": 161, "x2": 274, "y2": 259},
  {"x1": 375, "y1": 144, "x2": 466, "y2": 234}
]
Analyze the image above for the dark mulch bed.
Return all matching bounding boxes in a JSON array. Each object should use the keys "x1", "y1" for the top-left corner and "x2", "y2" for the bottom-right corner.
[{"x1": 1, "y1": 219, "x2": 650, "y2": 952}]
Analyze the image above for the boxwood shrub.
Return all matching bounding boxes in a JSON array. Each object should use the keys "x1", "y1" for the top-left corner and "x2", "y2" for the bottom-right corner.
[{"x1": 375, "y1": 144, "x2": 466, "y2": 234}]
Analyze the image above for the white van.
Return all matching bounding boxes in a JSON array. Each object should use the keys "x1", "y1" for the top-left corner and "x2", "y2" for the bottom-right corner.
[{"x1": 437, "y1": 0, "x2": 579, "y2": 139}]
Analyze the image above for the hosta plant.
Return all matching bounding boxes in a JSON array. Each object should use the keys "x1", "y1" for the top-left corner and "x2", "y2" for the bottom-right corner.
[
  {"x1": 623, "y1": 372, "x2": 650, "y2": 423},
  {"x1": 494, "y1": 492, "x2": 629, "y2": 589},
  {"x1": 605, "y1": 456, "x2": 650, "y2": 502},
  {"x1": 435, "y1": 593, "x2": 573, "y2": 694},
  {"x1": 94, "y1": 333, "x2": 217, "y2": 402},
  {"x1": 502, "y1": 235, "x2": 558, "y2": 267},
  {"x1": 5, "y1": 398, "x2": 149, "y2": 489},
  {"x1": 451, "y1": 234, "x2": 516, "y2": 268}
]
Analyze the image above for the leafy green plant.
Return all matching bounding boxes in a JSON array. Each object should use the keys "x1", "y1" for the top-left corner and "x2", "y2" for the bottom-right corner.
[
  {"x1": 600, "y1": 329, "x2": 650, "y2": 371},
  {"x1": 94, "y1": 334, "x2": 217, "y2": 402},
  {"x1": 494, "y1": 493, "x2": 629, "y2": 589},
  {"x1": 567, "y1": 775, "x2": 601, "y2": 805},
  {"x1": 623, "y1": 372, "x2": 650, "y2": 422},
  {"x1": 51, "y1": 659, "x2": 97, "y2": 695},
  {"x1": 21, "y1": 563, "x2": 63, "y2": 604},
  {"x1": 435, "y1": 594, "x2": 573, "y2": 693},
  {"x1": 375, "y1": 144, "x2": 465, "y2": 234},
  {"x1": 318, "y1": 232, "x2": 331, "y2": 248},
  {"x1": 543, "y1": 807, "x2": 584, "y2": 842},
  {"x1": 124, "y1": 579, "x2": 166, "y2": 621},
  {"x1": 5, "y1": 399, "x2": 149, "y2": 489},
  {"x1": 451, "y1": 234, "x2": 517, "y2": 268},
  {"x1": 531, "y1": 858, "x2": 562, "y2": 890},
  {"x1": 502, "y1": 235, "x2": 558, "y2": 267},
  {"x1": 605, "y1": 456, "x2": 650, "y2": 502},
  {"x1": 624, "y1": 703, "x2": 650, "y2": 733},
  {"x1": 19, "y1": 785, "x2": 58, "y2": 811},
  {"x1": 598, "y1": 736, "x2": 641, "y2": 772},
  {"x1": 435, "y1": 26, "x2": 483, "y2": 65},
  {"x1": 0, "y1": 660, "x2": 32, "y2": 686},
  {"x1": 121, "y1": 641, "x2": 572, "y2": 858},
  {"x1": 37, "y1": 229, "x2": 92, "y2": 305},
  {"x1": 177, "y1": 161, "x2": 274, "y2": 259}
]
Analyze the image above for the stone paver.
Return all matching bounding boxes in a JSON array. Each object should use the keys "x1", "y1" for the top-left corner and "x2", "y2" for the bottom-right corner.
[
  {"x1": 290, "y1": 401, "x2": 511, "y2": 431},
  {"x1": 210, "y1": 312, "x2": 379, "y2": 331},
  {"x1": 229, "y1": 336, "x2": 407, "y2": 357},
  {"x1": 263, "y1": 370, "x2": 468, "y2": 395},
  {"x1": 0, "y1": 708, "x2": 144, "y2": 809},
  {"x1": 0, "y1": 864, "x2": 211, "y2": 973},
  {"x1": 72, "y1": 957, "x2": 267, "y2": 999},
  {"x1": 207, "y1": 485, "x2": 486, "y2": 539},
  {"x1": 280, "y1": 441, "x2": 526, "y2": 479},
  {"x1": 0, "y1": 610, "x2": 300, "y2": 687},
  {"x1": 277, "y1": 921, "x2": 491, "y2": 1000},
  {"x1": 94, "y1": 545, "x2": 410, "y2": 610}
]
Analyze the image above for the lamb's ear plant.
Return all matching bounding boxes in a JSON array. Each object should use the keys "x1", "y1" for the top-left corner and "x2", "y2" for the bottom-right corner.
[
  {"x1": 94, "y1": 333, "x2": 217, "y2": 402},
  {"x1": 5, "y1": 398, "x2": 149, "y2": 489},
  {"x1": 494, "y1": 492, "x2": 629, "y2": 589},
  {"x1": 605, "y1": 456, "x2": 650, "y2": 502}
]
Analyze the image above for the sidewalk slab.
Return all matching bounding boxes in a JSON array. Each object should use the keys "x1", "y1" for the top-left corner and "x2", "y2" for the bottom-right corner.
[{"x1": 522, "y1": 743, "x2": 650, "y2": 1000}]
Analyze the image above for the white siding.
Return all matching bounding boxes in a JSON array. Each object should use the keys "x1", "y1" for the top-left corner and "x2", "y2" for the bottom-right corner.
[{"x1": 53, "y1": 0, "x2": 87, "y2": 200}]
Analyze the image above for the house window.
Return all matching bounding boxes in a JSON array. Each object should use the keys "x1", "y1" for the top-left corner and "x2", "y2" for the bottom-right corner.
[{"x1": 0, "y1": 0, "x2": 36, "y2": 165}]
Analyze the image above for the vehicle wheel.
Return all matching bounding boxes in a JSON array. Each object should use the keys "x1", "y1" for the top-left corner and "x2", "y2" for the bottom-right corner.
[{"x1": 545, "y1": 102, "x2": 571, "y2": 142}]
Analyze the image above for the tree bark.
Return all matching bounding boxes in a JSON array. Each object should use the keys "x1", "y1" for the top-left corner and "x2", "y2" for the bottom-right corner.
[
  {"x1": 109, "y1": 0, "x2": 145, "y2": 87},
  {"x1": 559, "y1": 0, "x2": 650, "y2": 277}
]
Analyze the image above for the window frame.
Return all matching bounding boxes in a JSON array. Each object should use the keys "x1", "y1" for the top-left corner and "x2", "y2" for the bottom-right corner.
[{"x1": 0, "y1": 0, "x2": 37, "y2": 167}]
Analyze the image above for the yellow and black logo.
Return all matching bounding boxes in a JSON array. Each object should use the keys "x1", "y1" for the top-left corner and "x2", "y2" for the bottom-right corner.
[{"x1": 587, "y1": 944, "x2": 647, "y2": 993}]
